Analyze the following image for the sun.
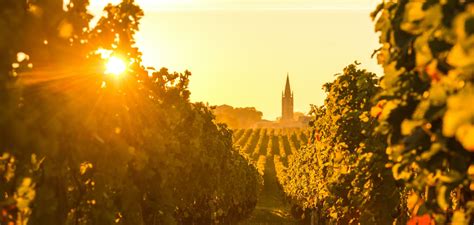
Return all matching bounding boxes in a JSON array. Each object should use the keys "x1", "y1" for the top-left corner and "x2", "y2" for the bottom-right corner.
[{"x1": 105, "y1": 56, "x2": 127, "y2": 76}]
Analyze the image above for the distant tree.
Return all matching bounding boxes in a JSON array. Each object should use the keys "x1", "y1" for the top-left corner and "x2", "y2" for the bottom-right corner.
[
  {"x1": 293, "y1": 112, "x2": 305, "y2": 120},
  {"x1": 213, "y1": 105, "x2": 263, "y2": 128}
]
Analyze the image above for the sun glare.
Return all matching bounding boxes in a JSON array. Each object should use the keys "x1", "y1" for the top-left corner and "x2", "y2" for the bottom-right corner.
[{"x1": 105, "y1": 56, "x2": 127, "y2": 76}]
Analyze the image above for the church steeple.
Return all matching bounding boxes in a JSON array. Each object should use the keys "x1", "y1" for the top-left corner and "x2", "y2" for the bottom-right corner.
[
  {"x1": 284, "y1": 73, "x2": 291, "y2": 97},
  {"x1": 282, "y1": 73, "x2": 294, "y2": 122}
]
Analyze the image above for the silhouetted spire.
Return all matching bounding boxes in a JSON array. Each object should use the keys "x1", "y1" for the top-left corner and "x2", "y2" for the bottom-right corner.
[
  {"x1": 282, "y1": 73, "x2": 294, "y2": 122},
  {"x1": 284, "y1": 73, "x2": 291, "y2": 97}
]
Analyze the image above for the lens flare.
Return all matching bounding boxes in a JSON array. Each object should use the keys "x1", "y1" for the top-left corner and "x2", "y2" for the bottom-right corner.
[{"x1": 105, "y1": 56, "x2": 127, "y2": 76}]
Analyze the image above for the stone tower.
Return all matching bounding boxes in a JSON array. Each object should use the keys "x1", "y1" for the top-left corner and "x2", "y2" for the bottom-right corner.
[{"x1": 282, "y1": 74, "x2": 294, "y2": 122}]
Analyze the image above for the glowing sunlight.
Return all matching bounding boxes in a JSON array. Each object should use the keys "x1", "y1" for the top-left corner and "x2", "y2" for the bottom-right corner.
[{"x1": 105, "y1": 56, "x2": 127, "y2": 76}]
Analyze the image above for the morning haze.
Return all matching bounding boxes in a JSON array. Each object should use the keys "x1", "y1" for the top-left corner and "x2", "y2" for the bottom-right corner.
[{"x1": 93, "y1": 0, "x2": 382, "y2": 120}]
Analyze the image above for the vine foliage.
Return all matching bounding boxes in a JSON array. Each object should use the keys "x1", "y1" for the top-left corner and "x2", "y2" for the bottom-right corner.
[
  {"x1": 284, "y1": 63, "x2": 401, "y2": 224},
  {"x1": 372, "y1": 0, "x2": 474, "y2": 223},
  {"x1": 0, "y1": 0, "x2": 260, "y2": 224}
]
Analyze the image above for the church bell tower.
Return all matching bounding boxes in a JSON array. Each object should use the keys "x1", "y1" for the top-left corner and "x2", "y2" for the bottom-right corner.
[{"x1": 282, "y1": 74, "x2": 294, "y2": 122}]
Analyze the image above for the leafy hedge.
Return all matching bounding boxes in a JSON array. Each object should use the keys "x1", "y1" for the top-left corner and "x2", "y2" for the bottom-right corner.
[
  {"x1": 372, "y1": 0, "x2": 474, "y2": 223},
  {"x1": 284, "y1": 64, "x2": 401, "y2": 224},
  {"x1": 0, "y1": 0, "x2": 260, "y2": 224}
]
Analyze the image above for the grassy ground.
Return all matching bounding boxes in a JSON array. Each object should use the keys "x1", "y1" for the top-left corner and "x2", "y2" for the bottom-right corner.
[{"x1": 240, "y1": 156, "x2": 298, "y2": 225}]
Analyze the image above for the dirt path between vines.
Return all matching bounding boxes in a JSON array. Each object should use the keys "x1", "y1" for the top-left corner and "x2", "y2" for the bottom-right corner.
[{"x1": 240, "y1": 156, "x2": 298, "y2": 225}]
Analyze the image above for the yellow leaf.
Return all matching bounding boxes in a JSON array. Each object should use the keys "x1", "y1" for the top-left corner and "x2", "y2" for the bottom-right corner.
[
  {"x1": 379, "y1": 100, "x2": 400, "y2": 121},
  {"x1": 437, "y1": 185, "x2": 449, "y2": 211},
  {"x1": 401, "y1": 2, "x2": 425, "y2": 34},
  {"x1": 15, "y1": 177, "x2": 36, "y2": 210},
  {"x1": 443, "y1": 87, "x2": 474, "y2": 138},
  {"x1": 359, "y1": 112, "x2": 369, "y2": 122},
  {"x1": 451, "y1": 210, "x2": 469, "y2": 225},
  {"x1": 447, "y1": 44, "x2": 474, "y2": 68},
  {"x1": 401, "y1": 119, "x2": 424, "y2": 135},
  {"x1": 456, "y1": 124, "x2": 474, "y2": 151},
  {"x1": 414, "y1": 33, "x2": 432, "y2": 67},
  {"x1": 468, "y1": 165, "x2": 474, "y2": 177}
]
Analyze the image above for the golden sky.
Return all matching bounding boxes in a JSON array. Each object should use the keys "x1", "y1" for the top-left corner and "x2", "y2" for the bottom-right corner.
[
  {"x1": 91, "y1": 1, "x2": 382, "y2": 120},
  {"x1": 90, "y1": 0, "x2": 379, "y2": 10}
]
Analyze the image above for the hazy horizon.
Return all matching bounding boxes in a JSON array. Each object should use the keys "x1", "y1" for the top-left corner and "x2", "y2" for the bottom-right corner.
[
  {"x1": 136, "y1": 9, "x2": 382, "y2": 120},
  {"x1": 90, "y1": 1, "x2": 383, "y2": 120}
]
